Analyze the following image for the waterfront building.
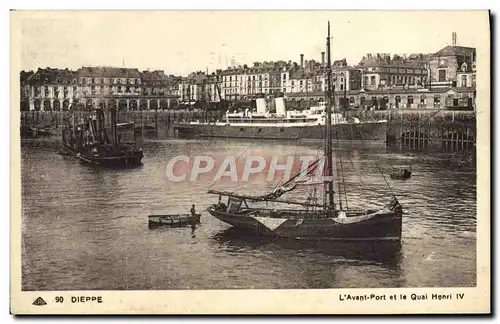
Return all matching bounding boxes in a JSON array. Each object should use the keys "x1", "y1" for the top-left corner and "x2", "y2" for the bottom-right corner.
[
  {"x1": 178, "y1": 71, "x2": 223, "y2": 104},
  {"x1": 285, "y1": 85, "x2": 475, "y2": 111},
  {"x1": 20, "y1": 41, "x2": 476, "y2": 112},
  {"x1": 218, "y1": 61, "x2": 291, "y2": 100},
  {"x1": 165, "y1": 75, "x2": 183, "y2": 104},
  {"x1": 288, "y1": 68, "x2": 314, "y2": 93},
  {"x1": 21, "y1": 66, "x2": 182, "y2": 111},
  {"x1": 139, "y1": 70, "x2": 169, "y2": 110},
  {"x1": 331, "y1": 59, "x2": 362, "y2": 92},
  {"x1": 22, "y1": 67, "x2": 77, "y2": 111},
  {"x1": 357, "y1": 53, "x2": 430, "y2": 91},
  {"x1": 429, "y1": 45, "x2": 476, "y2": 89}
]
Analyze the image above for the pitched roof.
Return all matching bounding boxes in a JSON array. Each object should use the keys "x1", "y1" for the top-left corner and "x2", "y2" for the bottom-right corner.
[
  {"x1": 76, "y1": 66, "x2": 141, "y2": 78},
  {"x1": 27, "y1": 68, "x2": 75, "y2": 85},
  {"x1": 332, "y1": 58, "x2": 347, "y2": 68},
  {"x1": 290, "y1": 68, "x2": 311, "y2": 80},
  {"x1": 432, "y1": 45, "x2": 476, "y2": 57},
  {"x1": 141, "y1": 70, "x2": 166, "y2": 84}
]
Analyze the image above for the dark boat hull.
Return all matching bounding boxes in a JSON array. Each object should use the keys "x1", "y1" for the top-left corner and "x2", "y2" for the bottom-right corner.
[
  {"x1": 207, "y1": 208, "x2": 402, "y2": 241},
  {"x1": 61, "y1": 144, "x2": 143, "y2": 168},
  {"x1": 148, "y1": 213, "x2": 201, "y2": 228},
  {"x1": 174, "y1": 121, "x2": 387, "y2": 142},
  {"x1": 390, "y1": 170, "x2": 412, "y2": 179}
]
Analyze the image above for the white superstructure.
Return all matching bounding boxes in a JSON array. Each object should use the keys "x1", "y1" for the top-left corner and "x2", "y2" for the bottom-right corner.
[{"x1": 198, "y1": 99, "x2": 355, "y2": 127}]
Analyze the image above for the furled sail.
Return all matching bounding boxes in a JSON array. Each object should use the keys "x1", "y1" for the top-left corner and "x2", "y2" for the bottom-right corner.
[{"x1": 255, "y1": 155, "x2": 323, "y2": 200}]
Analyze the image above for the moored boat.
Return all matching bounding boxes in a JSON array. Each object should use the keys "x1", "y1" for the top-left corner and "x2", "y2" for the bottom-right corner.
[
  {"x1": 61, "y1": 106, "x2": 143, "y2": 168},
  {"x1": 148, "y1": 213, "x2": 201, "y2": 228},
  {"x1": 174, "y1": 100, "x2": 387, "y2": 142},
  {"x1": 390, "y1": 165, "x2": 412, "y2": 179},
  {"x1": 205, "y1": 22, "x2": 404, "y2": 241}
]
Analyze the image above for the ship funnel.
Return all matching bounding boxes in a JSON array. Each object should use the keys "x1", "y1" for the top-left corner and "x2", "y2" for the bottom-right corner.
[
  {"x1": 275, "y1": 94, "x2": 286, "y2": 116},
  {"x1": 256, "y1": 96, "x2": 266, "y2": 114}
]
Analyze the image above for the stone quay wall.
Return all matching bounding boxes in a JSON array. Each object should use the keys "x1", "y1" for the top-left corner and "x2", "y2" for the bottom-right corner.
[{"x1": 20, "y1": 109, "x2": 476, "y2": 152}]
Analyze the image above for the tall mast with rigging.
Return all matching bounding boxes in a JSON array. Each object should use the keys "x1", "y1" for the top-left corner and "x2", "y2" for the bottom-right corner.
[{"x1": 324, "y1": 21, "x2": 335, "y2": 211}]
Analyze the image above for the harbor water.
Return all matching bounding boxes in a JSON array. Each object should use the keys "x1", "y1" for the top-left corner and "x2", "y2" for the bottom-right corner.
[{"x1": 21, "y1": 137, "x2": 476, "y2": 290}]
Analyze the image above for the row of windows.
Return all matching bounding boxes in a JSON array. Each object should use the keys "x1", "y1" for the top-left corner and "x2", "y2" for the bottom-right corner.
[
  {"x1": 34, "y1": 77, "x2": 165, "y2": 86},
  {"x1": 78, "y1": 78, "x2": 141, "y2": 85},
  {"x1": 342, "y1": 94, "x2": 470, "y2": 104},
  {"x1": 35, "y1": 85, "x2": 165, "y2": 92},
  {"x1": 363, "y1": 75, "x2": 426, "y2": 86},
  {"x1": 224, "y1": 75, "x2": 270, "y2": 82},
  {"x1": 460, "y1": 75, "x2": 477, "y2": 87},
  {"x1": 366, "y1": 67, "x2": 424, "y2": 74},
  {"x1": 222, "y1": 79, "x2": 325, "y2": 88},
  {"x1": 34, "y1": 86, "x2": 164, "y2": 96}
]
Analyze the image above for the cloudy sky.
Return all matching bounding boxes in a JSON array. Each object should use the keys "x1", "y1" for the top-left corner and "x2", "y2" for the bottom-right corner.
[{"x1": 15, "y1": 10, "x2": 488, "y2": 76}]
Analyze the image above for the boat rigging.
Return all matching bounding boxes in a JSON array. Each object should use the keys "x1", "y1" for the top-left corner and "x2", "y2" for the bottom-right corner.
[{"x1": 205, "y1": 22, "x2": 404, "y2": 241}]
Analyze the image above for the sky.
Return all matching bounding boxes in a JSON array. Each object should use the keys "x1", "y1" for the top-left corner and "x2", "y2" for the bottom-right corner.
[{"x1": 15, "y1": 10, "x2": 488, "y2": 76}]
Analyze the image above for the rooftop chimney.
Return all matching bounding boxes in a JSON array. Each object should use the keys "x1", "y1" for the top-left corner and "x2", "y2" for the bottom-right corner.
[
  {"x1": 300, "y1": 54, "x2": 304, "y2": 68},
  {"x1": 321, "y1": 52, "x2": 325, "y2": 65}
]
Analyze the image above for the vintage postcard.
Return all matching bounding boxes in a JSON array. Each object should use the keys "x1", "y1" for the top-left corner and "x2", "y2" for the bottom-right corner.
[{"x1": 10, "y1": 10, "x2": 490, "y2": 314}]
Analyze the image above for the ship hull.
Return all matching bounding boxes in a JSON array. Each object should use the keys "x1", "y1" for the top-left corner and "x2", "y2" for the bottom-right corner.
[
  {"x1": 174, "y1": 121, "x2": 387, "y2": 142},
  {"x1": 61, "y1": 144, "x2": 143, "y2": 168},
  {"x1": 207, "y1": 208, "x2": 402, "y2": 241}
]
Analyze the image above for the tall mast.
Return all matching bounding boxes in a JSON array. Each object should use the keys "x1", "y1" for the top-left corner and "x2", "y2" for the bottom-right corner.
[{"x1": 324, "y1": 21, "x2": 335, "y2": 210}]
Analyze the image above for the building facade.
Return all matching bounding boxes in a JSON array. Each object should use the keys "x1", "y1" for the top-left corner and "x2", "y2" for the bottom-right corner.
[
  {"x1": 285, "y1": 86, "x2": 475, "y2": 111},
  {"x1": 429, "y1": 45, "x2": 476, "y2": 88},
  {"x1": 20, "y1": 43, "x2": 477, "y2": 112},
  {"x1": 21, "y1": 66, "x2": 181, "y2": 111},
  {"x1": 357, "y1": 53, "x2": 429, "y2": 90}
]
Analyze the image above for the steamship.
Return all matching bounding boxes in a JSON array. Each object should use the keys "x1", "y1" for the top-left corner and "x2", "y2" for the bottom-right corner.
[{"x1": 174, "y1": 94, "x2": 388, "y2": 142}]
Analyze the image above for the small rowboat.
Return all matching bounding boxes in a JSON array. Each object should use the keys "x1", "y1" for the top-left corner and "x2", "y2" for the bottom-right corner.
[
  {"x1": 390, "y1": 165, "x2": 412, "y2": 180},
  {"x1": 148, "y1": 213, "x2": 201, "y2": 228}
]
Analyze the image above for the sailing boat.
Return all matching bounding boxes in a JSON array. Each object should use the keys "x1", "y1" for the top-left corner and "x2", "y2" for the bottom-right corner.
[{"x1": 206, "y1": 22, "x2": 403, "y2": 241}]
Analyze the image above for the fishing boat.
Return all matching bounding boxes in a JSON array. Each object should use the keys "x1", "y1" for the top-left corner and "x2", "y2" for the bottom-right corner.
[
  {"x1": 390, "y1": 165, "x2": 412, "y2": 180},
  {"x1": 61, "y1": 106, "x2": 143, "y2": 168},
  {"x1": 206, "y1": 22, "x2": 404, "y2": 241},
  {"x1": 148, "y1": 213, "x2": 201, "y2": 228}
]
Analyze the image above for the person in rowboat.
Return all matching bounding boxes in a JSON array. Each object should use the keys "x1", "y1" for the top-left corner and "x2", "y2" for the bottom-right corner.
[{"x1": 190, "y1": 204, "x2": 197, "y2": 231}]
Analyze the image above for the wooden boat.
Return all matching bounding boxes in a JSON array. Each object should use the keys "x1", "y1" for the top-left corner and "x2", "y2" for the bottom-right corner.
[
  {"x1": 390, "y1": 165, "x2": 412, "y2": 180},
  {"x1": 148, "y1": 213, "x2": 201, "y2": 228},
  {"x1": 206, "y1": 23, "x2": 404, "y2": 241},
  {"x1": 61, "y1": 106, "x2": 143, "y2": 168}
]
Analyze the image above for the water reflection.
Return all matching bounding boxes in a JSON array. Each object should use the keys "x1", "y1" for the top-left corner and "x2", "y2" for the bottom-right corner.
[
  {"x1": 212, "y1": 227, "x2": 403, "y2": 269},
  {"x1": 21, "y1": 137, "x2": 476, "y2": 290}
]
